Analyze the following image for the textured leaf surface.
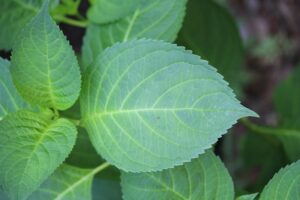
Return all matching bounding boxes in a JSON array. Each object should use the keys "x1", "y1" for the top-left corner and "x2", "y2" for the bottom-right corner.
[
  {"x1": 260, "y1": 160, "x2": 300, "y2": 200},
  {"x1": 0, "y1": 111, "x2": 77, "y2": 200},
  {"x1": 82, "y1": 0, "x2": 187, "y2": 69},
  {"x1": 0, "y1": 0, "x2": 58, "y2": 50},
  {"x1": 88, "y1": 0, "x2": 140, "y2": 24},
  {"x1": 29, "y1": 164, "x2": 93, "y2": 200},
  {"x1": 0, "y1": 58, "x2": 32, "y2": 118},
  {"x1": 274, "y1": 67, "x2": 300, "y2": 160},
  {"x1": 11, "y1": 3, "x2": 81, "y2": 110},
  {"x1": 81, "y1": 39, "x2": 256, "y2": 172},
  {"x1": 121, "y1": 151, "x2": 234, "y2": 200},
  {"x1": 177, "y1": 0, "x2": 244, "y2": 92}
]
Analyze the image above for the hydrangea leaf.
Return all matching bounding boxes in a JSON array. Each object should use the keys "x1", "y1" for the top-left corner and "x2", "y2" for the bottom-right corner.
[
  {"x1": 11, "y1": 2, "x2": 81, "y2": 110},
  {"x1": 0, "y1": 110, "x2": 77, "y2": 200},
  {"x1": 273, "y1": 67, "x2": 300, "y2": 161},
  {"x1": 0, "y1": 0, "x2": 58, "y2": 50},
  {"x1": 29, "y1": 164, "x2": 93, "y2": 200},
  {"x1": 121, "y1": 151, "x2": 234, "y2": 200},
  {"x1": 0, "y1": 58, "x2": 32, "y2": 118},
  {"x1": 259, "y1": 160, "x2": 300, "y2": 200},
  {"x1": 82, "y1": 0, "x2": 187, "y2": 69},
  {"x1": 81, "y1": 39, "x2": 257, "y2": 172},
  {"x1": 177, "y1": 0, "x2": 244, "y2": 92},
  {"x1": 87, "y1": 0, "x2": 141, "y2": 24}
]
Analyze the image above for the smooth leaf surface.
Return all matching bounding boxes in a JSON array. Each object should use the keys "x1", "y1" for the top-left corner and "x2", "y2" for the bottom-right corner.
[
  {"x1": 0, "y1": 0, "x2": 58, "y2": 50},
  {"x1": 121, "y1": 151, "x2": 234, "y2": 200},
  {"x1": 92, "y1": 178, "x2": 122, "y2": 200},
  {"x1": 259, "y1": 160, "x2": 300, "y2": 200},
  {"x1": 177, "y1": 0, "x2": 244, "y2": 92},
  {"x1": 82, "y1": 0, "x2": 187, "y2": 69},
  {"x1": 11, "y1": 2, "x2": 81, "y2": 110},
  {"x1": 29, "y1": 164, "x2": 93, "y2": 200},
  {"x1": 0, "y1": 58, "x2": 32, "y2": 118},
  {"x1": 81, "y1": 39, "x2": 256, "y2": 172},
  {"x1": 236, "y1": 193, "x2": 258, "y2": 200},
  {"x1": 87, "y1": 0, "x2": 140, "y2": 24},
  {"x1": 274, "y1": 67, "x2": 300, "y2": 161},
  {"x1": 0, "y1": 110, "x2": 77, "y2": 200}
]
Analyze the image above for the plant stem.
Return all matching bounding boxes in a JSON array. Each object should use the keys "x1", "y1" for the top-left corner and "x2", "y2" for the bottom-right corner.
[
  {"x1": 54, "y1": 15, "x2": 88, "y2": 28},
  {"x1": 91, "y1": 162, "x2": 111, "y2": 176}
]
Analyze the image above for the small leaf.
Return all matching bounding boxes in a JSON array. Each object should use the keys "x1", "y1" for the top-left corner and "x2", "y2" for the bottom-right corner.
[
  {"x1": 0, "y1": 110, "x2": 77, "y2": 199},
  {"x1": 82, "y1": 0, "x2": 187, "y2": 69},
  {"x1": 81, "y1": 39, "x2": 257, "y2": 172},
  {"x1": 0, "y1": 58, "x2": 32, "y2": 118},
  {"x1": 87, "y1": 0, "x2": 141, "y2": 24},
  {"x1": 0, "y1": 0, "x2": 58, "y2": 50},
  {"x1": 92, "y1": 178, "x2": 122, "y2": 200},
  {"x1": 236, "y1": 193, "x2": 258, "y2": 200},
  {"x1": 11, "y1": 2, "x2": 81, "y2": 110},
  {"x1": 177, "y1": 0, "x2": 244, "y2": 92},
  {"x1": 121, "y1": 151, "x2": 234, "y2": 200},
  {"x1": 29, "y1": 164, "x2": 93, "y2": 200},
  {"x1": 259, "y1": 160, "x2": 300, "y2": 200}
]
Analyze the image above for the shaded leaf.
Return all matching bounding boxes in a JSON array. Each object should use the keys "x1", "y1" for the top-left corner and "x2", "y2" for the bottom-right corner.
[
  {"x1": 121, "y1": 151, "x2": 234, "y2": 200},
  {"x1": 259, "y1": 160, "x2": 300, "y2": 200},
  {"x1": 177, "y1": 0, "x2": 244, "y2": 92},
  {"x1": 82, "y1": 0, "x2": 187, "y2": 69},
  {"x1": 81, "y1": 39, "x2": 257, "y2": 172},
  {"x1": 11, "y1": 2, "x2": 81, "y2": 110},
  {"x1": 92, "y1": 178, "x2": 122, "y2": 200},
  {"x1": 0, "y1": 110, "x2": 77, "y2": 199}
]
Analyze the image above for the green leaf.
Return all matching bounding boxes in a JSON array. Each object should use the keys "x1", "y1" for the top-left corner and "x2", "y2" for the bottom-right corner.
[
  {"x1": 236, "y1": 193, "x2": 258, "y2": 200},
  {"x1": 87, "y1": 0, "x2": 141, "y2": 24},
  {"x1": 273, "y1": 67, "x2": 300, "y2": 161},
  {"x1": 177, "y1": 0, "x2": 244, "y2": 92},
  {"x1": 259, "y1": 160, "x2": 300, "y2": 200},
  {"x1": 0, "y1": 58, "x2": 32, "y2": 118},
  {"x1": 11, "y1": 2, "x2": 81, "y2": 110},
  {"x1": 92, "y1": 178, "x2": 122, "y2": 200},
  {"x1": 0, "y1": 110, "x2": 77, "y2": 200},
  {"x1": 0, "y1": 0, "x2": 58, "y2": 50},
  {"x1": 29, "y1": 164, "x2": 93, "y2": 200},
  {"x1": 121, "y1": 151, "x2": 234, "y2": 200},
  {"x1": 81, "y1": 0, "x2": 187, "y2": 69},
  {"x1": 81, "y1": 39, "x2": 257, "y2": 172}
]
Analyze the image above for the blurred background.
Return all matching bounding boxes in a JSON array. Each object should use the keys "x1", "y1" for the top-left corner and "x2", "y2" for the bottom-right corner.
[{"x1": 1, "y1": 0, "x2": 300, "y2": 197}]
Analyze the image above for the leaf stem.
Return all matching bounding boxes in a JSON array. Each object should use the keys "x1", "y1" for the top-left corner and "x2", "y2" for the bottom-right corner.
[
  {"x1": 91, "y1": 162, "x2": 111, "y2": 176},
  {"x1": 54, "y1": 15, "x2": 88, "y2": 28}
]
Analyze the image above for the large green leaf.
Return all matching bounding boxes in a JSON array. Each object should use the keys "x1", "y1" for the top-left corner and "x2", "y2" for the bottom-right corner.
[
  {"x1": 81, "y1": 0, "x2": 187, "y2": 69},
  {"x1": 121, "y1": 151, "x2": 234, "y2": 200},
  {"x1": 177, "y1": 0, "x2": 244, "y2": 92},
  {"x1": 0, "y1": 110, "x2": 77, "y2": 200},
  {"x1": 0, "y1": 0, "x2": 58, "y2": 50},
  {"x1": 29, "y1": 164, "x2": 93, "y2": 200},
  {"x1": 81, "y1": 39, "x2": 257, "y2": 172},
  {"x1": 11, "y1": 2, "x2": 81, "y2": 110},
  {"x1": 259, "y1": 160, "x2": 300, "y2": 200},
  {"x1": 87, "y1": 0, "x2": 141, "y2": 24},
  {"x1": 273, "y1": 67, "x2": 300, "y2": 160},
  {"x1": 0, "y1": 58, "x2": 32, "y2": 118}
]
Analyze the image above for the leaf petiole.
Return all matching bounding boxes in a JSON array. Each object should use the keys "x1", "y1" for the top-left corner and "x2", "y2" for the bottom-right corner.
[{"x1": 53, "y1": 15, "x2": 88, "y2": 28}]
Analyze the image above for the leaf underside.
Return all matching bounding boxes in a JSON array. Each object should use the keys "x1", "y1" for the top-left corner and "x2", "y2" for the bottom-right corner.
[
  {"x1": 0, "y1": 111, "x2": 77, "y2": 200},
  {"x1": 81, "y1": 39, "x2": 256, "y2": 172},
  {"x1": 121, "y1": 151, "x2": 234, "y2": 200}
]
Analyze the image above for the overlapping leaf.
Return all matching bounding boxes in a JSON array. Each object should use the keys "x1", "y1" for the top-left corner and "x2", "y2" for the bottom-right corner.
[
  {"x1": 273, "y1": 67, "x2": 300, "y2": 161},
  {"x1": 121, "y1": 151, "x2": 234, "y2": 200},
  {"x1": 259, "y1": 160, "x2": 300, "y2": 200},
  {"x1": 0, "y1": 58, "x2": 32, "y2": 118},
  {"x1": 82, "y1": 0, "x2": 187, "y2": 69},
  {"x1": 0, "y1": 110, "x2": 77, "y2": 200},
  {"x1": 29, "y1": 164, "x2": 93, "y2": 200},
  {"x1": 81, "y1": 39, "x2": 257, "y2": 172},
  {"x1": 11, "y1": 2, "x2": 81, "y2": 110},
  {"x1": 177, "y1": 0, "x2": 244, "y2": 92},
  {"x1": 87, "y1": 0, "x2": 141, "y2": 24},
  {"x1": 236, "y1": 193, "x2": 258, "y2": 200},
  {"x1": 0, "y1": 0, "x2": 58, "y2": 50}
]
